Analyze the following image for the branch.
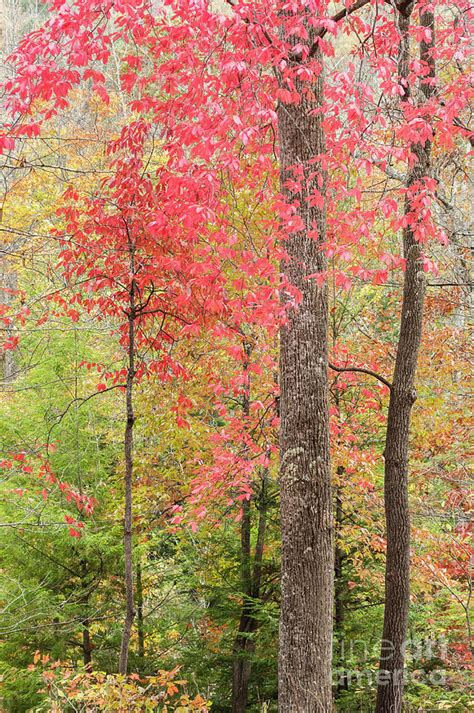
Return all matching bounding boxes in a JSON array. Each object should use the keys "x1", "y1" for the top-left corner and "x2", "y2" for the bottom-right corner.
[
  {"x1": 307, "y1": 0, "x2": 373, "y2": 57},
  {"x1": 307, "y1": 0, "x2": 415, "y2": 59},
  {"x1": 12, "y1": 533, "x2": 78, "y2": 576},
  {"x1": 46, "y1": 384, "x2": 125, "y2": 452},
  {"x1": 329, "y1": 362, "x2": 392, "y2": 390},
  {"x1": 453, "y1": 117, "x2": 474, "y2": 148},
  {"x1": 224, "y1": 0, "x2": 374, "y2": 62},
  {"x1": 0, "y1": 521, "x2": 75, "y2": 528},
  {"x1": 354, "y1": 152, "x2": 406, "y2": 182},
  {"x1": 427, "y1": 282, "x2": 473, "y2": 288}
]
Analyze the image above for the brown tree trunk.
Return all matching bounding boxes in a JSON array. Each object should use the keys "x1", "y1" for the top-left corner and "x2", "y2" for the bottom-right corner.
[
  {"x1": 79, "y1": 559, "x2": 93, "y2": 670},
  {"x1": 231, "y1": 344, "x2": 269, "y2": 713},
  {"x1": 82, "y1": 616, "x2": 93, "y2": 670},
  {"x1": 277, "y1": 9, "x2": 334, "y2": 711},
  {"x1": 231, "y1": 498, "x2": 254, "y2": 713},
  {"x1": 334, "y1": 478, "x2": 348, "y2": 697},
  {"x1": 376, "y1": 5, "x2": 435, "y2": 711},
  {"x1": 231, "y1": 474, "x2": 268, "y2": 713},
  {"x1": 119, "y1": 239, "x2": 136, "y2": 674},
  {"x1": 231, "y1": 342, "x2": 252, "y2": 713},
  {"x1": 136, "y1": 560, "x2": 145, "y2": 666}
]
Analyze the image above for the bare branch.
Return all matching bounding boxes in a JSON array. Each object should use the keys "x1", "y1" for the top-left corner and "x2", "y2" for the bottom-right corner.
[{"x1": 329, "y1": 361, "x2": 392, "y2": 390}]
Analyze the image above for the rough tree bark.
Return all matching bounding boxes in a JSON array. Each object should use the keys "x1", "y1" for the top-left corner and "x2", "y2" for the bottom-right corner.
[
  {"x1": 376, "y1": 4, "x2": 435, "y2": 711},
  {"x1": 277, "y1": 9, "x2": 334, "y2": 711},
  {"x1": 119, "y1": 235, "x2": 137, "y2": 674}
]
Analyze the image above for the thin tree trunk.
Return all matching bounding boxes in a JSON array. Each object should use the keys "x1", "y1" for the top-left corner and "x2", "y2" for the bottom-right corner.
[
  {"x1": 334, "y1": 488, "x2": 345, "y2": 637},
  {"x1": 252, "y1": 471, "x2": 267, "y2": 601},
  {"x1": 0, "y1": 255, "x2": 17, "y2": 383},
  {"x1": 231, "y1": 473, "x2": 268, "y2": 713},
  {"x1": 231, "y1": 497, "x2": 253, "y2": 713},
  {"x1": 376, "y1": 5, "x2": 435, "y2": 711},
  {"x1": 82, "y1": 616, "x2": 92, "y2": 670},
  {"x1": 79, "y1": 559, "x2": 93, "y2": 670},
  {"x1": 277, "y1": 9, "x2": 334, "y2": 711},
  {"x1": 119, "y1": 241, "x2": 137, "y2": 675},
  {"x1": 136, "y1": 560, "x2": 145, "y2": 665},
  {"x1": 231, "y1": 342, "x2": 261, "y2": 713},
  {"x1": 334, "y1": 477, "x2": 348, "y2": 697}
]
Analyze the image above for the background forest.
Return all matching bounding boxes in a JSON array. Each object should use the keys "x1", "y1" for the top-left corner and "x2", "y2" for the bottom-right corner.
[{"x1": 0, "y1": 0, "x2": 471, "y2": 711}]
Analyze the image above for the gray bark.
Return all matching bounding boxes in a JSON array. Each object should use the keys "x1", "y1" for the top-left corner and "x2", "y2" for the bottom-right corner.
[
  {"x1": 119, "y1": 239, "x2": 136, "y2": 674},
  {"x1": 277, "y1": 9, "x2": 334, "y2": 711},
  {"x1": 376, "y1": 5, "x2": 435, "y2": 711}
]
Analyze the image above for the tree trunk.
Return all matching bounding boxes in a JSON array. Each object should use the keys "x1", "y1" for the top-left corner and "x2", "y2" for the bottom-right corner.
[
  {"x1": 334, "y1": 478, "x2": 348, "y2": 697},
  {"x1": 136, "y1": 560, "x2": 145, "y2": 666},
  {"x1": 231, "y1": 342, "x2": 252, "y2": 713},
  {"x1": 231, "y1": 496, "x2": 252, "y2": 713},
  {"x1": 79, "y1": 559, "x2": 93, "y2": 670},
  {"x1": 231, "y1": 475, "x2": 268, "y2": 713},
  {"x1": 231, "y1": 343, "x2": 269, "y2": 713},
  {"x1": 277, "y1": 10, "x2": 334, "y2": 711},
  {"x1": 376, "y1": 5, "x2": 435, "y2": 711},
  {"x1": 119, "y1": 242, "x2": 137, "y2": 675},
  {"x1": 82, "y1": 616, "x2": 93, "y2": 670},
  {"x1": 0, "y1": 255, "x2": 17, "y2": 384}
]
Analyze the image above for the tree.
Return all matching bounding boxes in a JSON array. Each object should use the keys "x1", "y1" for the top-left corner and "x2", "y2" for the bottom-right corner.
[
  {"x1": 0, "y1": 1, "x2": 471, "y2": 710},
  {"x1": 276, "y1": 12, "x2": 334, "y2": 711},
  {"x1": 376, "y1": 4, "x2": 444, "y2": 710}
]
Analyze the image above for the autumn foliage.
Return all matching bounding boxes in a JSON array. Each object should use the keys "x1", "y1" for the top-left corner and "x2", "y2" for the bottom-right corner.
[{"x1": 0, "y1": 0, "x2": 471, "y2": 711}]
